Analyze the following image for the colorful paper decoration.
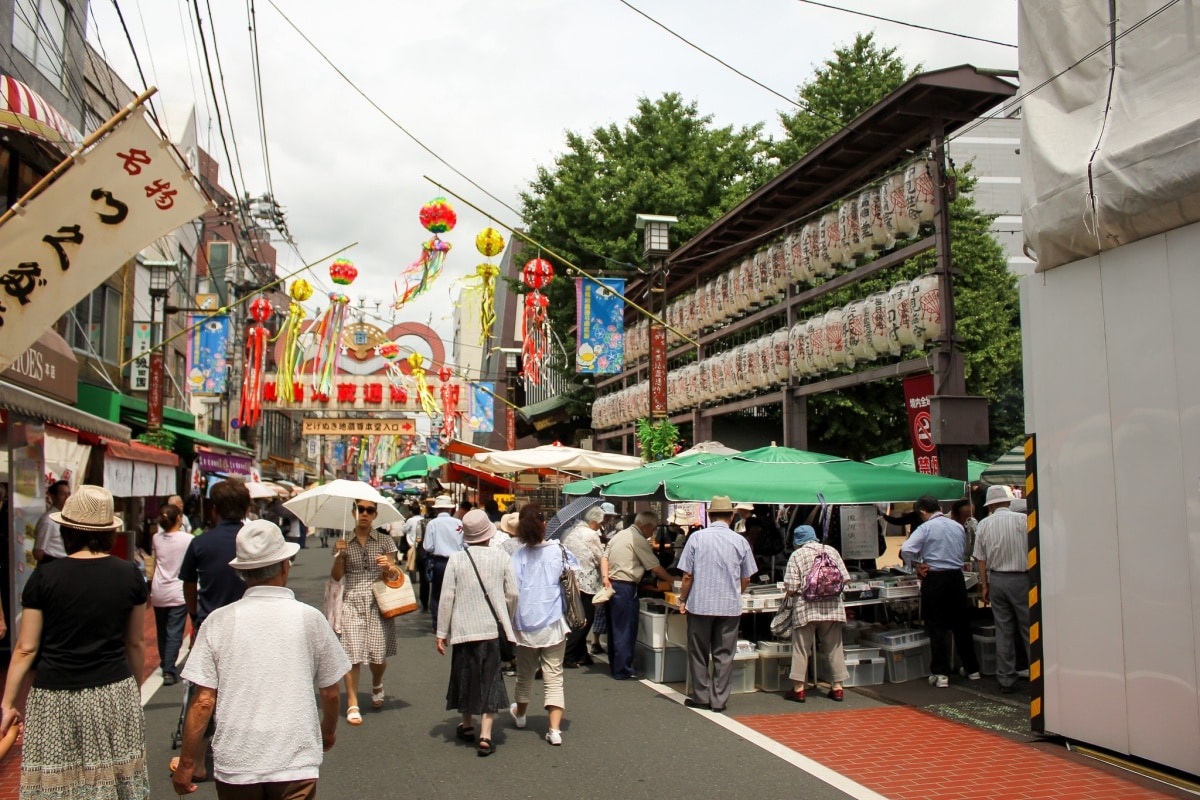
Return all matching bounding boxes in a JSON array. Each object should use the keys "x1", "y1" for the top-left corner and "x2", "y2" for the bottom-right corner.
[
  {"x1": 330, "y1": 259, "x2": 358, "y2": 286},
  {"x1": 406, "y1": 352, "x2": 439, "y2": 417},
  {"x1": 420, "y1": 197, "x2": 457, "y2": 234},
  {"x1": 475, "y1": 227, "x2": 505, "y2": 257},
  {"x1": 277, "y1": 301, "x2": 307, "y2": 402},
  {"x1": 312, "y1": 292, "x2": 350, "y2": 398},
  {"x1": 521, "y1": 258, "x2": 554, "y2": 384},
  {"x1": 239, "y1": 299, "x2": 273, "y2": 428},
  {"x1": 290, "y1": 278, "x2": 313, "y2": 302},
  {"x1": 374, "y1": 341, "x2": 405, "y2": 387},
  {"x1": 395, "y1": 237, "x2": 452, "y2": 310}
]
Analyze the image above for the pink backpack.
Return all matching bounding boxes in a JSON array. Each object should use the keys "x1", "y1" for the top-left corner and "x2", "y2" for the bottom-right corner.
[{"x1": 802, "y1": 544, "x2": 845, "y2": 600}]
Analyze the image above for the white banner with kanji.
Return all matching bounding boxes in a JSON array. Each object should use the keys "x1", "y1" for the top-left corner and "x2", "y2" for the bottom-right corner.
[{"x1": 0, "y1": 106, "x2": 211, "y2": 371}]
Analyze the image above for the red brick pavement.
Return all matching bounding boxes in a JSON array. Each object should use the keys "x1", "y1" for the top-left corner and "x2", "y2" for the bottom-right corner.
[{"x1": 739, "y1": 706, "x2": 1180, "y2": 800}]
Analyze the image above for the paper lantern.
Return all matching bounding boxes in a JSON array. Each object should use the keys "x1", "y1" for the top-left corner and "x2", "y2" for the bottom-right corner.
[
  {"x1": 522, "y1": 258, "x2": 554, "y2": 290},
  {"x1": 814, "y1": 214, "x2": 837, "y2": 276},
  {"x1": 770, "y1": 328, "x2": 790, "y2": 384},
  {"x1": 905, "y1": 160, "x2": 936, "y2": 223},
  {"x1": 680, "y1": 290, "x2": 697, "y2": 338},
  {"x1": 909, "y1": 273, "x2": 943, "y2": 348},
  {"x1": 248, "y1": 296, "x2": 273, "y2": 323},
  {"x1": 807, "y1": 317, "x2": 829, "y2": 372},
  {"x1": 769, "y1": 243, "x2": 788, "y2": 297},
  {"x1": 754, "y1": 336, "x2": 773, "y2": 387},
  {"x1": 722, "y1": 351, "x2": 739, "y2": 398},
  {"x1": 378, "y1": 342, "x2": 401, "y2": 361},
  {"x1": 838, "y1": 203, "x2": 863, "y2": 264},
  {"x1": 789, "y1": 321, "x2": 810, "y2": 378},
  {"x1": 729, "y1": 261, "x2": 750, "y2": 316},
  {"x1": 879, "y1": 172, "x2": 915, "y2": 241},
  {"x1": 753, "y1": 250, "x2": 773, "y2": 305},
  {"x1": 289, "y1": 279, "x2": 313, "y2": 302},
  {"x1": 887, "y1": 281, "x2": 916, "y2": 348},
  {"x1": 823, "y1": 307, "x2": 847, "y2": 368},
  {"x1": 475, "y1": 227, "x2": 505, "y2": 257},
  {"x1": 786, "y1": 232, "x2": 809, "y2": 284},
  {"x1": 866, "y1": 292, "x2": 894, "y2": 356},
  {"x1": 723, "y1": 269, "x2": 739, "y2": 319},
  {"x1": 846, "y1": 298, "x2": 877, "y2": 364},
  {"x1": 707, "y1": 279, "x2": 723, "y2": 326},
  {"x1": 420, "y1": 197, "x2": 457, "y2": 234},
  {"x1": 683, "y1": 363, "x2": 700, "y2": 407},
  {"x1": 329, "y1": 259, "x2": 357, "y2": 285},
  {"x1": 858, "y1": 188, "x2": 892, "y2": 251},
  {"x1": 737, "y1": 343, "x2": 757, "y2": 393}
]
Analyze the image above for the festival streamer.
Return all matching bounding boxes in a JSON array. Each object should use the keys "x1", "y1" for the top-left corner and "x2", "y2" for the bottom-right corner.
[
  {"x1": 238, "y1": 296, "x2": 273, "y2": 428},
  {"x1": 277, "y1": 279, "x2": 313, "y2": 402},
  {"x1": 467, "y1": 227, "x2": 506, "y2": 343},
  {"x1": 407, "y1": 352, "x2": 439, "y2": 417},
  {"x1": 521, "y1": 257, "x2": 554, "y2": 384},
  {"x1": 375, "y1": 340, "x2": 406, "y2": 387},
  {"x1": 395, "y1": 198, "x2": 456, "y2": 310},
  {"x1": 311, "y1": 260, "x2": 357, "y2": 399}
]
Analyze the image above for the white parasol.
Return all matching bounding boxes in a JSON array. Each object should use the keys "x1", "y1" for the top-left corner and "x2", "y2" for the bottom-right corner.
[
  {"x1": 472, "y1": 442, "x2": 642, "y2": 474},
  {"x1": 246, "y1": 481, "x2": 287, "y2": 499},
  {"x1": 283, "y1": 479, "x2": 403, "y2": 531}
]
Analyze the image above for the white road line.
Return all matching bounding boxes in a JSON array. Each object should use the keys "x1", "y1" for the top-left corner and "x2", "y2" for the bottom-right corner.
[{"x1": 641, "y1": 680, "x2": 890, "y2": 800}]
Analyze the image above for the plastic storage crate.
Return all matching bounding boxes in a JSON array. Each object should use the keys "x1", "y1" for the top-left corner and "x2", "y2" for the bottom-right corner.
[
  {"x1": 634, "y1": 642, "x2": 687, "y2": 683},
  {"x1": 730, "y1": 652, "x2": 758, "y2": 694},
  {"x1": 974, "y1": 634, "x2": 997, "y2": 676},
  {"x1": 843, "y1": 644, "x2": 882, "y2": 660},
  {"x1": 637, "y1": 601, "x2": 667, "y2": 649},
  {"x1": 864, "y1": 628, "x2": 928, "y2": 647},
  {"x1": 757, "y1": 640, "x2": 791, "y2": 656},
  {"x1": 880, "y1": 640, "x2": 933, "y2": 683},
  {"x1": 756, "y1": 653, "x2": 792, "y2": 691},
  {"x1": 817, "y1": 652, "x2": 886, "y2": 687}
]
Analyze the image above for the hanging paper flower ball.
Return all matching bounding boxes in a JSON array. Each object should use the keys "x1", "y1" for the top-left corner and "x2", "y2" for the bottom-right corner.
[
  {"x1": 329, "y1": 292, "x2": 350, "y2": 305},
  {"x1": 438, "y1": 366, "x2": 452, "y2": 382},
  {"x1": 248, "y1": 296, "x2": 273, "y2": 323},
  {"x1": 329, "y1": 259, "x2": 357, "y2": 285},
  {"x1": 523, "y1": 258, "x2": 554, "y2": 290},
  {"x1": 377, "y1": 342, "x2": 401, "y2": 361},
  {"x1": 289, "y1": 278, "x2": 313, "y2": 302},
  {"x1": 407, "y1": 352, "x2": 425, "y2": 370},
  {"x1": 475, "y1": 263, "x2": 500, "y2": 280},
  {"x1": 420, "y1": 197, "x2": 457, "y2": 234},
  {"x1": 476, "y1": 227, "x2": 505, "y2": 257},
  {"x1": 525, "y1": 292, "x2": 549, "y2": 310}
]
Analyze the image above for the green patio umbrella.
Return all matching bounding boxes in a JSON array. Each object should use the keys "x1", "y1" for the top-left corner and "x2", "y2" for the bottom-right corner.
[
  {"x1": 561, "y1": 451, "x2": 734, "y2": 498},
  {"x1": 979, "y1": 443, "x2": 1026, "y2": 486},
  {"x1": 382, "y1": 454, "x2": 448, "y2": 481},
  {"x1": 661, "y1": 445, "x2": 967, "y2": 504},
  {"x1": 866, "y1": 450, "x2": 989, "y2": 482}
]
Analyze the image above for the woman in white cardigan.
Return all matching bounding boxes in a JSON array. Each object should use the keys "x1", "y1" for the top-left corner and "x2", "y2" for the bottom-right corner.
[{"x1": 436, "y1": 510, "x2": 518, "y2": 756}]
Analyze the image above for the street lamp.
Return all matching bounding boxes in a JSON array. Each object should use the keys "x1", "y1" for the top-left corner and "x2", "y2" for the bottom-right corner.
[
  {"x1": 635, "y1": 214, "x2": 677, "y2": 419},
  {"x1": 145, "y1": 260, "x2": 176, "y2": 433}
]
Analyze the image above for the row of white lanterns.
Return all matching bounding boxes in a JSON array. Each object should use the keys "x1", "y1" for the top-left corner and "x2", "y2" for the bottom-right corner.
[
  {"x1": 626, "y1": 161, "x2": 937, "y2": 359},
  {"x1": 594, "y1": 273, "x2": 942, "y2": 430}
]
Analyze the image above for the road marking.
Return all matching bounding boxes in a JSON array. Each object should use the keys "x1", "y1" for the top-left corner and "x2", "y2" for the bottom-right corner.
[{"x1": 641, "y1": 680, "x2": 890, "y2": 800}]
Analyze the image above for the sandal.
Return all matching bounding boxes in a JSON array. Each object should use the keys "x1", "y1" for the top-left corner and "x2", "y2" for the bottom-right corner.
[
  {"x1": 476, "y1": 737, "x2": 494, "y2": 757},
  {"x1": 168, "y1": 757, "x2": 207, "y2": 782},
  {"x1": 346, "y1": 706, "x2": 362, "y2": 725},
  {"x1": 371, "y1": 685, "x2": 385, "y2": 709},
  {"x1": 455, "y1": 723, "x2": 476, "y2": 742}
]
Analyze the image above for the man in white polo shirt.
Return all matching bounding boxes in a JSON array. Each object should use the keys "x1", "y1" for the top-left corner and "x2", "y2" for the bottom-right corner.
[{"x1": 173, "y1": 521, "x2": 350, "y2": 798}]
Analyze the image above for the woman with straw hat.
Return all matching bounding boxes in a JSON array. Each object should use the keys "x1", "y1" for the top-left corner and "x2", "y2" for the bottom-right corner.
[{"x1": 1, "y1": 485, "x2": 150, "y2": 799}]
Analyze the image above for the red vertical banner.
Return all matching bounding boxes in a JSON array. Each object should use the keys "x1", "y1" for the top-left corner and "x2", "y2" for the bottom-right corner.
[
  {"x1": 506, "y1": 406, "x2": 516, "y2": 450},
  {"x1": 649, "y1": 324, "x2": 667, "y2": 417},
  {"x1": 147, "y1": 352, "x2": 164, "y2": 429},
  {"x1": 903, "y1": 373, "x2": 938, "y2": 475}
]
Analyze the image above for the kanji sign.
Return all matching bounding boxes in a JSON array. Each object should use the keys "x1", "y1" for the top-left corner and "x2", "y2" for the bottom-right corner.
[
  {"x1": 903, "y1": 373, "x2": 939, "y2": 475},
  {"x1": 259, "y1": 373, "x2": 465, "y2": 413},
  {"x1": 301, "y1": 418, "x2": 417, "y2": 437}
]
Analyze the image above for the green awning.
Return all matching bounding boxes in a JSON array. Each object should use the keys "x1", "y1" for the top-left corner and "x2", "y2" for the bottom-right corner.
[
  {"x1": 519, "y1": 395, "x2": 571, "y2": 428},
  {"x1": 160, "y1": 421, "x2": 252, "y2": 453},
  {"x1": 75, "y1": 384, "x2": 250, "y2": 454}
]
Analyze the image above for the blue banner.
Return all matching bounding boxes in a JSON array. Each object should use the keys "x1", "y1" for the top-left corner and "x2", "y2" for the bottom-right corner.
[
  {"x1": 186, "y1": 314, "x2": 231, "y2": 395},
  {"x1": 575, "y1": 278, "x2": 624, "y2": 374},
  {"x1": 469, "y1": 382, "x2": 494, "y2": 432}
]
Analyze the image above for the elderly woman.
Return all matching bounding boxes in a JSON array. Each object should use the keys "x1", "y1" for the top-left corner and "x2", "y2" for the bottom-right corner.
[
  {"x1": 1, "y1": 485, "x2": 150, "y2": 799},
  {"x1": 560, "y1": 505, "x2": 604, "y2": 668},
  {"x1": 331, "y1": 497, "x2": 399, "y2": 725},
  {"x1": 782, "y1": 525, "x2": 852, "y2": 703},
  {"x1": 436, "y1": 510, "x2": 518, "y2": 757},
  {"x1": 508, "y1": 503, "x2": 577, "y2": 746}
]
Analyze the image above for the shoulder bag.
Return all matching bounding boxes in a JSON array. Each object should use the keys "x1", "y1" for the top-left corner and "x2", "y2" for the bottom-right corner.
[
  {"x1": 465, "y1": 549, "x2": 516, "y2": 662},
  {"x1": 372, "y1": 566, "x2": 419, "y2": 619},
  {"x1": 558, "y1": 543, "x2": 588, "y2": 630},
  {"x1": 769, "y1": 593, "x2": 796, "y2": 638}
]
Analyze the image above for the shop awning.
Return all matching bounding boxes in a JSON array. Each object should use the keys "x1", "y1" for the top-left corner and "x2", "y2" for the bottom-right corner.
[
  {"x1": 443, "y1": 461, "x2": 511, "y2": 491},
  {"x1": 103, "y1": 438, "x2": 179, "y2": 467},
  {"x1": 161, "y1": 421, "x2": 251, "y2": 453},
  {"x1": 0, "y1": 380, "x2": 130, "y2": 441},
  {"x1": 443, "y1": 438, "x2": 497, "y2": 458},
  {"x1": 101, "y1": 438, "x2": 178, "y2": 498},
  {"x1": 519, "y1": 395, "x2": 571, "y2": 430},
  {"x1": 0, "y1": 74, "x2": 83, "y2": 150}
]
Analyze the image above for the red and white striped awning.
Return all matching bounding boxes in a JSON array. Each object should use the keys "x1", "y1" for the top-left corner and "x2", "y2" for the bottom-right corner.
[{"x1": 0, "y1": 74, "x2": 83, "y2": 150}]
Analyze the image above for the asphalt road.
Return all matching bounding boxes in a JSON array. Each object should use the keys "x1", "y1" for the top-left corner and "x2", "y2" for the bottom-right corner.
[{"x1": 143, "y1": 543, "x2": 860, "y2": 800}]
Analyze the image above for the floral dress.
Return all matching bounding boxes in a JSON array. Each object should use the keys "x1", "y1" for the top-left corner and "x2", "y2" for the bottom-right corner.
[{"x1": 339, "y1": 530, "x2": 398, "y2": 664}]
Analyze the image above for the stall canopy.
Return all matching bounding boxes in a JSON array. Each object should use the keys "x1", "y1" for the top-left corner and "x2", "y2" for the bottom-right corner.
[
  {"x1": 562, "y1": 451, "x2": 734, "y2": 498},
  {"x1": 0, "y1": 381, "x2": 129, "y2": 441},
  {"x1": 443, "y1": 461, "x2": 510, "y2": 491},
  {"x1": 866, "y1": 450, "x2": 988, "y2": 482},
  {"x1": 102, "y1": 438, "x2": 179, "y2": 498},
  {"x1": 473, "y1": 443, "x2": 642, "y2": 474},
  {"x1": 0, "y1": 74, "x2": 84, "y2": 151},
  {"x1": 979, "y1": 444, "x2": 1026, "y2": 487}
]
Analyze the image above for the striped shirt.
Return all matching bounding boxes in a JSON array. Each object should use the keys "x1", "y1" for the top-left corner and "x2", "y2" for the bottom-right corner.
[
  {"x1": 423, "y1": 512, "x2": 464, "y2": 556},
  {"x1": 972, "y1": 507, "x2": 1028, "y2": 573},
  {"x1": 678, "y1": 522, "x2": 757, "y2": 617}
]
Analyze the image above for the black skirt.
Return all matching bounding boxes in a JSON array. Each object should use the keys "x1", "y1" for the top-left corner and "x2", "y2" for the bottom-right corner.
[{"x1": 446, "y1": 639, "x2": 510, "y2": 714}]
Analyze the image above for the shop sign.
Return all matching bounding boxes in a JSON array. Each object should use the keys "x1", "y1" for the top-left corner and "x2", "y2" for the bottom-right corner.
[
  {"x1": 130, "y1": 321, "x2": 152, "y2": 390},
  {"x1": 839, "y1": 505, "x2": 880, "y2": 560},
  {"x1": 649, "y1": 325, "x2": 667, "y2": 417},
  {"x1": 506, "y1": 406, "x2": 516, "y2": 450},
  {"x1": 196, "y1": 450, "x2": 253, "y2": 475},
  {"x1": 1, "y1": 329, "x2": 78, "y2": 403},
  {"x1": 260, "y1": 373, "x2": 464, "y2": 413},
  {"x1": 301, "y1": 418, "x2": 416, "y2": 436},
  {"x1": 903, "y1": 373, "x2": 939, "y2": 474}
]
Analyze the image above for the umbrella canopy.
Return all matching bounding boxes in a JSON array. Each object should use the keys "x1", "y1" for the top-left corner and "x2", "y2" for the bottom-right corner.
[
  {"x1": 246, "y1": 481, "x2": 289, "y2": 500},
  {"x1": 473, "y1": 443, "x2": 642, "y2": 474},
  {"x1": 383, "y1": 454, "x2": 448, "y2": 481},
  {"x1": 561, "y1": 451, "x2": 734, "y2": 498},
  {"x1": 866, "y1": 450, "x2": 989, "y2": 482},
  {"x1": 284, "y1": 479, "x2": 403, "y2": 531},
  {"x1": 545, "y1": 496, "x2": 603, "y2": 540},
  {"x1": 659, "y1": 445, "x2": 967, "y2": 504},
  {"x1": 980, "y1": 444, "x2": 1026, "y2": 486},
  {"x1": 675, "y1": 441, "x2": 740, "y2": 457}
]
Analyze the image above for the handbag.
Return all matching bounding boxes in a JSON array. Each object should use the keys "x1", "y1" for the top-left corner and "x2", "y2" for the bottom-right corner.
[
  {"x1": 465, "y1": 550, "x2": 516, "y2": 663},
  {"x1": 323, "y1": 578, "x2": 344, "y2": 634},
  {"x1": 558, "y1": 544, "x2": 588, "y2": 631},
  {"x1": 770, "y1": 593, "x2": 796, "y2": 638},
  {"x1": 371, "y1": 569, "x2": 419, "y2": 618}
]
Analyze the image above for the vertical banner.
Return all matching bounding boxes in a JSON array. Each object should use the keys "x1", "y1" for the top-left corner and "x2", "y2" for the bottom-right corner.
[
  {"x1": 147, "y1": 352, "x2": 164, "y2": 428},
  {"x1": 575, "y1": 278, "x2": 625, "y2": 374},
  {"x1": 469, "y1": 382, "x2": 494, "y2": 432},
  {"x1": 186, "y1": 314, "x2": 230, "y2": 394},
  {"x1": 649, "y1": 324, "x2": 667, "y2": 417},
  {"x1": 903, "y1": 373, "x2": 939, "y2": 474},
  {"x1": 130, "y1": 321, "x2": 152, "y2": 390},
  {"x1": 506, "y1": 406, "x2": 516, "y2": 450}
]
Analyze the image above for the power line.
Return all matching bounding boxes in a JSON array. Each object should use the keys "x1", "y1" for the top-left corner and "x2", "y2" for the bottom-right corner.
[
  {"x1": 106, "y1": 0, "x2": 156, "y2": 120},
  {"x1": 792, "y1": 0, "x2": 1017, "y2": 49},
  {"x1": 245, "y1": 0, "x2": 276, "y2": 201}
]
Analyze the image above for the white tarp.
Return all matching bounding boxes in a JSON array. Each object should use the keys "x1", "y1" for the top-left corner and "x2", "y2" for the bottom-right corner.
[
  {"x1": 473, "y1": 443, "x2": 642, "y2": 474},
  {"x1": 1020, "y1": 0, "x2": 1200, "y2": 271},
  {"x1": 44, "y1": 426, "x2": 90, "y2": 490}
]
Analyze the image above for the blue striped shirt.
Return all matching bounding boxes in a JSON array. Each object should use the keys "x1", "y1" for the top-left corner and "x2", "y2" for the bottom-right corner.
[
  {"x1": 678, "y1": 522, "x2": 757, "y2": 617},
  {"x1": 899, "y1": 512, "x2": 967, "y2": 571},
  {"x1": 422, "y1": 513, "x2": 464, "y2": 557}
]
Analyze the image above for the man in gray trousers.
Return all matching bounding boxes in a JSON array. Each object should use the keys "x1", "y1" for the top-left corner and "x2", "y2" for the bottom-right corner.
[
  {"x1": 973, "y1": 484, "x2": 1031, "y2": 693},
  {"x1": 677, "y1": 496, "x2": 757, "y2": 712}
]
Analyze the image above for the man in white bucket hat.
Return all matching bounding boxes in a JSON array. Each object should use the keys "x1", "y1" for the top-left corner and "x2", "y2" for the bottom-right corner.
[
  {"x1": 174, "y1": 520, "x2": 350, "y2": 796},
  {"x1": 972, "y1": 485, "x2": 1030, "y2": 693}
]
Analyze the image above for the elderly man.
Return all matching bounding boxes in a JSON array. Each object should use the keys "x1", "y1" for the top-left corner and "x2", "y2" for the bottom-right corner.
[
  {"x1": 900, "y1": 495, "x2": 981, "y2": 688},
  {"x1": 601, "y1": 511, "x2": 673, "y2": 680},
  {"x1": 973, "y1": 485, "x2": 1030, "y2": 693},
  {"x1": 164, "y1": 495, "x2": 193, "y2": 533},
  {"x1": 678, "y1": 496, "x2": 757, "y2": 712},
  {"x1": 423, "y1": 495, "x2": 464, "y2": 631},
  {"x1": 33, "y1": 480, "x2": 71, "y2": 564},
  {"x1": 173, "y1": 520, "x2": 350, "y2": 797},
  {"x1": 560, "y1": 506, "x2": 605, "y2": 668}
]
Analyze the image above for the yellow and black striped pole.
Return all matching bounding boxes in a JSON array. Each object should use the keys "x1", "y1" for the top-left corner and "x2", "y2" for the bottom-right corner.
[{"x1": 1024, "y1": 433, "x2": 1044, "y2": 733}]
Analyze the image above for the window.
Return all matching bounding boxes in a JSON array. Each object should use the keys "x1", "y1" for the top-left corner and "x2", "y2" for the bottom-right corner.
[
  {"x1": 67, "y1": 285, "x2": 123, "y2": 364},
  {"x1": 12, "y1": 0, "x2": 67, "y2": 90}
]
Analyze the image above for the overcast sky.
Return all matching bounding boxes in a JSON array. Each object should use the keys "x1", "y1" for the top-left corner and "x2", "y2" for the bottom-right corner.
[{"x1": 86, "y1": 0, "x2": 1018, "y2": 366}]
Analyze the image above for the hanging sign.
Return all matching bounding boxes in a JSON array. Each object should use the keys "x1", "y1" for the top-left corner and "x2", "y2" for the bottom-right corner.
[
  {"x1": 903, "y1": 373, "x2": 939, "y2": 475},
  {"x1": 301, "y1": 418, "x2": 417, "y2": 437},
  {"x1": 839, "y1": 505, "x2": 880, "y2": 560},
  {"x1": 469, "y1": 382, "x2": 494, "y2": 432},
  {"x1": 130, "y1": 321, "x2": 152, "y2": 391},
  {"x1": 186, "y1": 314, "x2": 231, "y2": 395},
  {"x1": 575, "y1": 278, "x2": 624, "y2": 374},
  {"x1": 649, "y1": 325, "x2": 667, "y2": 417}
]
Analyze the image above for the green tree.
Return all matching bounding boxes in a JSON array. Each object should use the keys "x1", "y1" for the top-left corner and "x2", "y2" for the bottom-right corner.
[{"x1": 773, "y1": 32, "x2": 917, "y2": 167}]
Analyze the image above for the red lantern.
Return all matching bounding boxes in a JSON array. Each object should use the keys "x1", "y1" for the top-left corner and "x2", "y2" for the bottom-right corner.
[
  {"x1": 438, "y1": 366, "x2": 452, "y2": 383},
  {"x1": 249, "y1": 296, "x2": 273, "y2": 323},
  {"x1": 522, "y1": 258, "x2": 554, "y2": 290}
]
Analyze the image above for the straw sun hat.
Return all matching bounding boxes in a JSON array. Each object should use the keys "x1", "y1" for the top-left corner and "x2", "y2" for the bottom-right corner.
[{"x1": 49, "y1": 485, "x2": 122, "y2": 531}]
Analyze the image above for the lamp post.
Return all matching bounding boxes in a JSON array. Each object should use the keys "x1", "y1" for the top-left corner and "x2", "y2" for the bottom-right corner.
[
  {"x1": 499, "y1": 347, "x2": 521, "y2": 449},
  {"x1": 635, "y1": 214, "x2": 677, "y2": 421},
  {"x1": 146, "y1": 261, "x2": 175, "y2": 433}
]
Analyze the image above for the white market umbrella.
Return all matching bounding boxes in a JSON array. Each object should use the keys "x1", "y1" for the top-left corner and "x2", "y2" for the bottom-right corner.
[
  {"x1": 675, "y1": 441, "x2": 740, "y2": 457},
  {"x1": 283, "y1": 479, "x2": 403, "y2": 531},
  {"x1": 246, "y1": 481, "x2": 278, "y2": 500},
  {"x1": 473, "y1": 443, "x2": 642, "y2": 474}
]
